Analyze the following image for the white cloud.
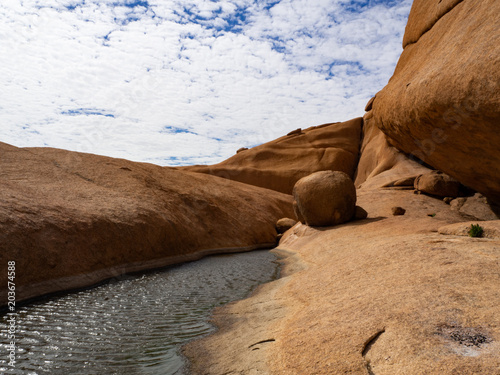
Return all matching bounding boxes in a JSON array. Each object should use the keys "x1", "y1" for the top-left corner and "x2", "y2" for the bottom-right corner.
[{"x1": 0, "y1": 0, "x2": 412, "y2": 166}]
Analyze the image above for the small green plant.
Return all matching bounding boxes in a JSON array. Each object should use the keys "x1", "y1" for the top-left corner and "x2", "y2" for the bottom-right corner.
[{"x1": 468, "y1": 224, "x2": 484, "y2": 238}]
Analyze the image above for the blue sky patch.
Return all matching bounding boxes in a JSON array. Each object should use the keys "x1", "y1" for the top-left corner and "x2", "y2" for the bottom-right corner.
[
  {"x1": 262, "y1": 1, "x2": 281, "y2": 11},
  {"x1": 119, "y1": 0, "x2": 150, "y2": 9},
  {"x1": 221, "y1": 8, "x2": 248, "y2": 32},
  {"x1": 161, "y1": 126, "x2": 197, "y2": 135},
  {"x1": 342, "y1": 0, "x2": 400, "y2": 12},
  {"x1": 61, "y1": 109, "x2": 115, "y2": 118},
  {"x1": 177, "y1": 4, "x2": 251, "y2": 34},
  {"x1": 64, "y1": 4, "x2": 79, "y2": 11}
]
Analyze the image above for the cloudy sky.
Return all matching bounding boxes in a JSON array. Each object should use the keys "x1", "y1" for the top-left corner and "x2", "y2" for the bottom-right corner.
[{"x1": 0, "y1": 0, "x2": 412, "y2": 166}]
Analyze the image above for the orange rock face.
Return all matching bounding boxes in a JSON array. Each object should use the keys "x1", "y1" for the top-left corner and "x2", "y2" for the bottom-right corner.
[
  {"x1": 402, "y1": 0, "x2": 463, "y2": 47},
  {"x1": 0, "y1": 142, "x2": 293, "y2": 305},
  {"x1": 372, "y1": 0, "x2": 500, "y2": 203},
  {"x1": 354, "y1": 112, "x2": 430, "y2": 189},
  {"x1": 184, "y1": 118, "x2": 362, "y2": 194}
]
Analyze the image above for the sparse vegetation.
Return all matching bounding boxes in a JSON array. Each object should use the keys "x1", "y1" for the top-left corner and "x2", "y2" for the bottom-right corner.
[{"x1": 468, "y1": 224, "x2": 484, "y2": 238}]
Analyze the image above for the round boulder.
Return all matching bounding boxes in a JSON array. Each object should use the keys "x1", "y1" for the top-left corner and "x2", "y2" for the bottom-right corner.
[{"x1": 293, "y1": 171, "x2": 356, "y2": 227}]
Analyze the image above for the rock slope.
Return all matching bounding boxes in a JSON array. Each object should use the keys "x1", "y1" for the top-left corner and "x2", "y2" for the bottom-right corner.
[
  {"x1": 183, "y1": 118, "x2": 362, "y2": 194},
  {"x1": 0, "y1": 142, "x2": 293, "y2": 305},
  {"x1": 371, "y1": 0, "x2": 500, "y2": 203}
]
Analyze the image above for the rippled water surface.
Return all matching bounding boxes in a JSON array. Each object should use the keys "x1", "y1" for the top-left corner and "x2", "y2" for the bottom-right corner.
[{"x1": 0, "y1": 250, "x2": 280, "y2": 375}]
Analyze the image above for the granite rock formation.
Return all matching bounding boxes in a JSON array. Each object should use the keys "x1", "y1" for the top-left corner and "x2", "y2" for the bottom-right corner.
[
  {"x1": 371, "y1": 0, "x2": 500, "y2": 203},
  {"x1": 0, "y1": 142, "x2": 293, "y2": 305},
  {"x1": 184, "y1": 118, "x2": 362, "y2": 194},
  {"x1": 354, "y1": 112, "x2": 429, "y2": 189},
  {"x1": 186, "y1": 166, "x2": 500, "y2": 375},
  {"x1": 184, "y1": 1, "x2": 500, "y2": 373}
]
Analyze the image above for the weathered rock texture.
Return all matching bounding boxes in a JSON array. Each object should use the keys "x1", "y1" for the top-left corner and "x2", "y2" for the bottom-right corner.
[
  {"x1": 0, "y1": 142, "x2": 293, "y2": 305},
  {"x1": 293, "y1": 171, "x2": 356, "y2": 227},
  {"x1": 372, "y1": 0, "x2": 500, "y2": 203},
  {"x1": 183, "y1": 118, "x2": 362, "y2": 194}
]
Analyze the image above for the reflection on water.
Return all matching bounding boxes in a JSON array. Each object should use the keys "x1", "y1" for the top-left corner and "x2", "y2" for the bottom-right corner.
[{"x1": 0, "y1": 250, "x2": 279, "y2": 375}]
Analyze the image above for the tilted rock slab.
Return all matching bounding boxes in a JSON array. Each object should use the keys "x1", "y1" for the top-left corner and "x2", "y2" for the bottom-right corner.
[
  {"x1": 354, "y1": 112, "x2": 430, "y2": 189},
  {"x1": 0, "y1": 142, "x2": 293, "y2": 305},
  {"x1": 183, "y1": 118, "x2": 362, "y2": 194},
  {"x1": 372, "y1": 0, "x2": 500, "y2": 203}
]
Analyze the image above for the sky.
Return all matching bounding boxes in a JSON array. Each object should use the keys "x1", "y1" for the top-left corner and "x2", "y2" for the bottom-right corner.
[{"x1": 0, "y1": 0, "x2": 412, "y2": 166}]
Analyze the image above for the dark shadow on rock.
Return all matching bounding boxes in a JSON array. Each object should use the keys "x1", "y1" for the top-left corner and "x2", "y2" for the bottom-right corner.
[{"x1": 312, "y1": 216, "x2": 387, "y2": 231}]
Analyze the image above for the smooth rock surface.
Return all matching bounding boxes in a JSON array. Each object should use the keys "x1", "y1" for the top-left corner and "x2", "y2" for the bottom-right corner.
[
  {"x1": 293, "y1": 171, "x2": 356, "y2": 227},
  {"x1": 372, "y1": 0, "x2": 500, "y2": 203},
  {"x1": 186, "y1": 179, "x2": 500, "y2": 374},
  {"x1": 183, "y1": 118, "x2": 362, "y2": 194},
  {"x1": 0, "y1": 142, "x2": 294, "y2": 305}
]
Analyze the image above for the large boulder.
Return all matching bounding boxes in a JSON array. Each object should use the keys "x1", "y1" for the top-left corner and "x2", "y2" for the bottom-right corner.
[
  {"x1": 183, "y1": 118, "x2": 362, "y2": 194},
  {"x1": 449, "y1": 193, "x2": 500, "y2": 221},
  {"x1": 371, "y1": 0, "x2": 500, "y2": 203},
  {"x1": 293, "y1": 171, "x2": 356, "y2": 227},
  {"x1": 0, "y1": 142, "x2": 294, "y2": 305},
  {"x1": 414, "y1": 170, "x2": 461, "y2": 198}
]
